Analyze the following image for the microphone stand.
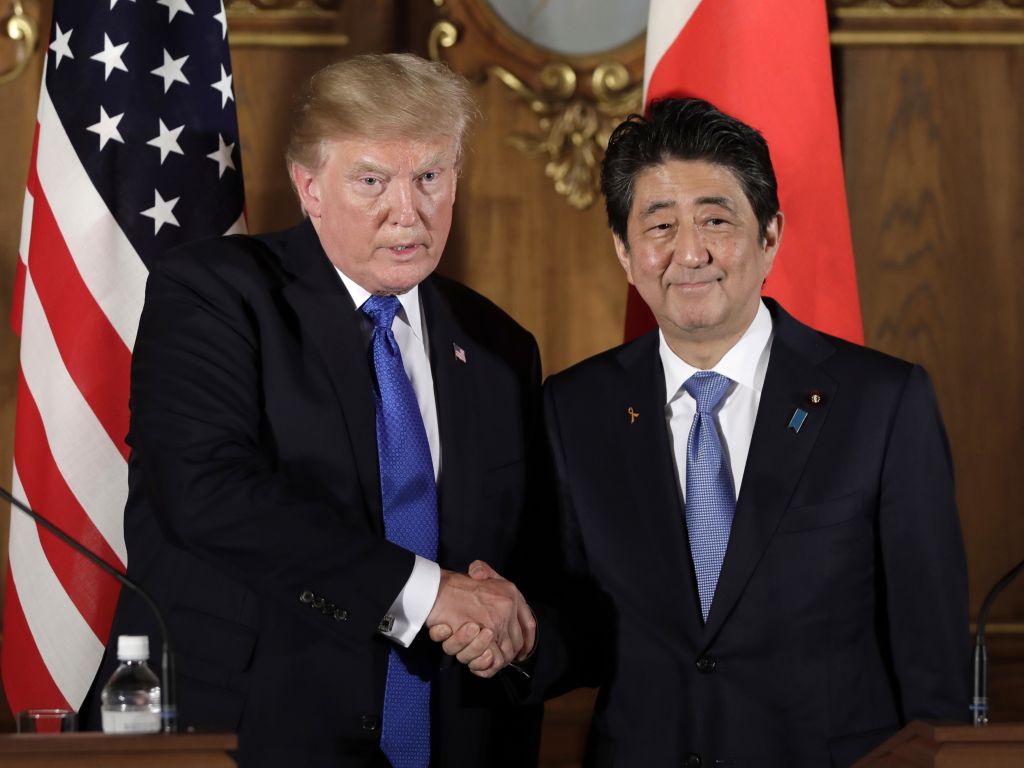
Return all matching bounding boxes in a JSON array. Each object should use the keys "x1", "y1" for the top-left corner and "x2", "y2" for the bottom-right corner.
[
  {"x1": 0, "y1": 486, "x2": 177, "y2": 733},
  {"x1": 972, "y1": 556, "x2": 1024, "y2": 726}
]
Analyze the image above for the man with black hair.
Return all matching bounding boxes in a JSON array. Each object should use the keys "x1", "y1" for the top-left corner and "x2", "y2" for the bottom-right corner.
[{"x1": 536, "y1": 98, "x2": 969, "y2": 767}]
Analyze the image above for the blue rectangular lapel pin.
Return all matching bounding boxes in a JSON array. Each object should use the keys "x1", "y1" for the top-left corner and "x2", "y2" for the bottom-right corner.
[{"x1": 788, "y1": 408, "x2": 808, "y2": 433}]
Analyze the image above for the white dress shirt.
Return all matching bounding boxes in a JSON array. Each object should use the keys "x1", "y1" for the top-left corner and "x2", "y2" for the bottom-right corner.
[
  {"x1": 660, "y1": 300, "x2": 774, "y2": 502},
  {"x1": 337, "y1": 269, "x2": 441, "y2": 647}
]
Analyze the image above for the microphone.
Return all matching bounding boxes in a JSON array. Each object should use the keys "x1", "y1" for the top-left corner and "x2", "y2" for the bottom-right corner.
[
  {"x1": 0, "y1": 486, "x2": 177, "y2": 733},
  {"x1": 971, "y1": 555, "x2": 1024, "y2": 726}
]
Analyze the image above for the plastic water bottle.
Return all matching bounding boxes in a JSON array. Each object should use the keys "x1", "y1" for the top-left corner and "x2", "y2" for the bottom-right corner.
[{"x1": 101, "y1": 635, "x2": 162, "y2": 733}]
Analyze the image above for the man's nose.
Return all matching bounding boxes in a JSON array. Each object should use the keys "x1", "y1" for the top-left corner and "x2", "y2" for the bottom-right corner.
[
  {"x1": 676, "y1": 224, "x2": 710, "y2": 266},
  {"x1": 387, "y1": 181, "x2": 419, "y2": 227}
]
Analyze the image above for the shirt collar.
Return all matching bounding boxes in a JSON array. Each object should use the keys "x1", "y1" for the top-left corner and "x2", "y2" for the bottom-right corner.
[
  {"x1": 334, "y1": 267, "x2": 426, "y2": 344},
  {"x1": 660, "y1": 299, "x2": 774, "y2": 404}
]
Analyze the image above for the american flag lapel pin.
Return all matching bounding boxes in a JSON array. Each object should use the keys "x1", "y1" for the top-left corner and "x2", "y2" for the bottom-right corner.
[{"x1": 453, "y1": 342, "x2": 467, "y2": 364}]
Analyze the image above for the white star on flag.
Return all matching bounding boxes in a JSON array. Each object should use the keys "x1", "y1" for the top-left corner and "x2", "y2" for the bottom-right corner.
[
  {"x1": 151, "y1": 49, "x2": 190, "y2": 93},
  {"x1": 157, "y1": 0, "x2": 194, "y2": 23},
  {"x1": 213, "y1": 1, "x2": 227, "y2": 39},
  {"x1": 211, "y1": 65, "x2": 234, "y2": 108},
  {"x1": 86, "y1": 107, "x2": 125, "y2": 150},
  {"x1": 141, "y1": 189, "x2": 181, "y2": 234},
  {"x1": 147, "y1": 120, "x2": 185, "y2": 164},
  {"x1": 49, "y1": 24, "x2": 73, "y2": 68},
  {"x1": 90, "y1": 34, "x2": 129, "y2": 81},
  {"x1": 207, "y1": 134, "x2": 236, "y2": 178},
  {"x1": 110, "y1": 0, "x2": 137, "y2": 7}
]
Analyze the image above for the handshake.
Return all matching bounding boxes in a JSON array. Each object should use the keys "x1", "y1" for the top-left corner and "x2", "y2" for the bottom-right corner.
[{"x1": 424, "y1": 560, "x2": 536, "y2": 679}]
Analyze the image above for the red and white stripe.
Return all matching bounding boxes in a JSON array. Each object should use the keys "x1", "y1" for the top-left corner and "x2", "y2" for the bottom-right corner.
[
  {"x1": 627, "y1": 0, "x2": 863, "y2": 344},
  {"x1": 4, "y1": 63, "x2": 243, "y2": 713}
]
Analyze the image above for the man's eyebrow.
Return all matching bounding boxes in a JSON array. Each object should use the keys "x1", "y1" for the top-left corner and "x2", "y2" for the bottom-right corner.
[
  {"x1": 638, "y1": 200, "x2": 676, "y2": 219},
  {"x1": 413, "y1": 154, "x2": 448, "y2": 176},
  {"x1": 349, "y1": 160, "x2": 393, "y2": 177},
  {"x1": 695, "y1": 195, "x2": 738, "y2": 212},
  {"x1": 348, "y1": 154, "x2": 450, "y2": 179}
]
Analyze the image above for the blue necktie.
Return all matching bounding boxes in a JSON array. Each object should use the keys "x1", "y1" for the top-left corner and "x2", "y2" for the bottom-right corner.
[
  {"x1": 362, "y1": 294, "x2": 438, "y2": 768},
  {"x1": 683, "y1": 371, "x2": 736, "y2": 623}
]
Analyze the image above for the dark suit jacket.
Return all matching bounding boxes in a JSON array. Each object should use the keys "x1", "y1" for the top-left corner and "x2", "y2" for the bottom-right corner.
[
  {"x1": 84, "y1": 220, "x2": 546, "y2": 767},
  {"x1": 536, "y1": 299, "x2": 969, "y2": 768}
]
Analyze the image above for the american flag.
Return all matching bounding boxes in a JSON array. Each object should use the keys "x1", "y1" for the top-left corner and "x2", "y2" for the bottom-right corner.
[{"x1": 4, "y1": 0, "x2": 245, "y2": 714}]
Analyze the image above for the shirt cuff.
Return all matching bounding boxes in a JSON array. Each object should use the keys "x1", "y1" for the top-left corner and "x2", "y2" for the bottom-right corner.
[{"x1": 379, "y1": 556, "x2": 441, "y2": 647}]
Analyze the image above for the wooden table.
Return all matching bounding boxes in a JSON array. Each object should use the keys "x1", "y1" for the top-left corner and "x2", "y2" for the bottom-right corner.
[{"x1": 0, "y1": 732, "x2": 237, "y2": 767}]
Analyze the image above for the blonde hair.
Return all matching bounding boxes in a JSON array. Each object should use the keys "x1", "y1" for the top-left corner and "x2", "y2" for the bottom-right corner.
[{"x1": 286, "y1": 53, "x2": 478, "y2": 173}]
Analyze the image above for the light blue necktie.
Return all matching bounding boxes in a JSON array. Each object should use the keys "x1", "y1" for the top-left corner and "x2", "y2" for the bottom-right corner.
[
  {"x1": 683, "y1": 371, "x2": 736, "y2": 623},
  {"x1": 362, "y1": 294, "x2": 437, "y2": 768}
]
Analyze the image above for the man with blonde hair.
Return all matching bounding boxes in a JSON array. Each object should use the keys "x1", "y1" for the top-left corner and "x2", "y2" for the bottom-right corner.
[{"x1": 86, "y1": 54, "x2": 545, "y2": 768}]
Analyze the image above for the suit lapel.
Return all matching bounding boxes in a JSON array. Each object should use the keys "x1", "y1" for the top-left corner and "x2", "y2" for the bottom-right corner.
[
  {"x1": 702, "y1": 302, "x2": 838, "y2": 642},
  {"x1": 419, "y1": 279, "x2": 480, "y2": 560},
  {"x1": 278, "y1": 221, "x2": 384, "y2": 534},
  {"x1": 617, "y1": 334, "x2": 705, "y2": 627}
]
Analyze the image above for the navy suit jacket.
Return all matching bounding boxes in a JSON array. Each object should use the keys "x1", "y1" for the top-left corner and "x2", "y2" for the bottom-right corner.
[
  {"x1": 536, "y1": 299, "x2": 969, "y2": 767},
  {"x1": 84, "y1": 220, "x2": 546, "y2": 767}
]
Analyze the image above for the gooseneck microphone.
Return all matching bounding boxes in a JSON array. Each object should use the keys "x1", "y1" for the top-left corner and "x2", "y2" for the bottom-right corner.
[
  {"x1": 972, "y1": 556, "x2": 1024, "y2": 726},
  {"x1": 0, "y1": 486, "x2": 177, "y2": 733}
]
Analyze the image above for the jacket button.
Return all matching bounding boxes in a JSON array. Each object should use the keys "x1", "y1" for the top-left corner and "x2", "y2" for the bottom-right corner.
[
  {"x1": 334, "y1": 609, "x2": 349, "y2": 621},
  {"x1": 299, "y1": 590, "x2": 314, "y2": 604},
  {"x1": 361, "y1": 715, "x2": 380, "y2": 732},
  {"x1": 685, "y1": 753, "x2": 702, "y2": 767},
  {"x1": 312, "y1": 596, "x2": 325, "y2": 609},
  {"x1": 695, "y1": 656, "x2": 716, "y2": 673}
]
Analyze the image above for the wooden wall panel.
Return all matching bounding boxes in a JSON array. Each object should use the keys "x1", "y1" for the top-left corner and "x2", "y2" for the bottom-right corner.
[
  {"x1": 841, "y1": 42, "x2": 1024, "y2": 724},
  {"x1": 399, "y1": 0, "x2": 628, "y2": 376},
  {"x1": 442, "y1": 74, "x2": 625, "y2": 377},
  {"x1": 0, "y1": 0, "x2": 50, "y2": 730},
  {"x1": 842, "y1": 45, "x2": 1024, "y2": 621},
  {"x1": 232, "y1": 0, "x2": 401, "y2": 234}
]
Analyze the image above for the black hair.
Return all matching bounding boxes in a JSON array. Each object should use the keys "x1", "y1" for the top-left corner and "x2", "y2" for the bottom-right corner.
[{"x1": 601, "y1": 98, "x2": 779, "y2": 246}]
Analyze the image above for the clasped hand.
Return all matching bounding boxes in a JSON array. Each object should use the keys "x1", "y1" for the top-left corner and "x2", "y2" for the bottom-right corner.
[{"x1": 425, "y1": 560, "x2": 535, "y2": 678}]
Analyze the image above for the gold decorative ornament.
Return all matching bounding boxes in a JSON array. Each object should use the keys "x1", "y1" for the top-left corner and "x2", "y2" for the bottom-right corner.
[
  {"x1": 497, "y1": 62, "x2": 640, "y2": 210},
  {"x1": 226, "y1": 0, "x2": 340, "y2": 12},
  {"x1": 226, "y1": 0, "x2": 348, "y2": 48},
  {"x1": 0, "y1": 0, "x2": 38, "y2": 86},
  {"x1": 427, "y1": 19, "x2": 459, "y2": 61},
  {"x1": 828, "y1": 0, "x2": 1024, "y2": 45},
  {"x1": 832, "y1": 0, "x2": 1022, "y2": 11},
  {"x1": 429, "y1": 0, "x2": 644, "y2": 211}
]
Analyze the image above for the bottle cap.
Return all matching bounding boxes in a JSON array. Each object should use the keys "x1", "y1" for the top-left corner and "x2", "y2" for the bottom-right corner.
[{"x1": 116, "y1": 635, "x2": 150, "y2": 661}]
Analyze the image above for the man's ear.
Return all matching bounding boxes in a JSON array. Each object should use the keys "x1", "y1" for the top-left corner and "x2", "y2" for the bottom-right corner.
[
  {"x1": 290, "y1": 162, "x2": 321, "y2": 219},
  {"x1": 613, "y1": 234, "x2": 635, "y2": 285},
  {"x1": 761, "y1": 211, "x2": 784, "y2": 278}
]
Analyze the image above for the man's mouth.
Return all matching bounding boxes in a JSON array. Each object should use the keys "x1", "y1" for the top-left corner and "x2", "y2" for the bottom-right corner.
[
  {"x1": 675, "y1": 278, "x2": 720, "y2": 288},
  {"x1": 387, "y1": 244, "x2": 420, "y2": 255}
]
